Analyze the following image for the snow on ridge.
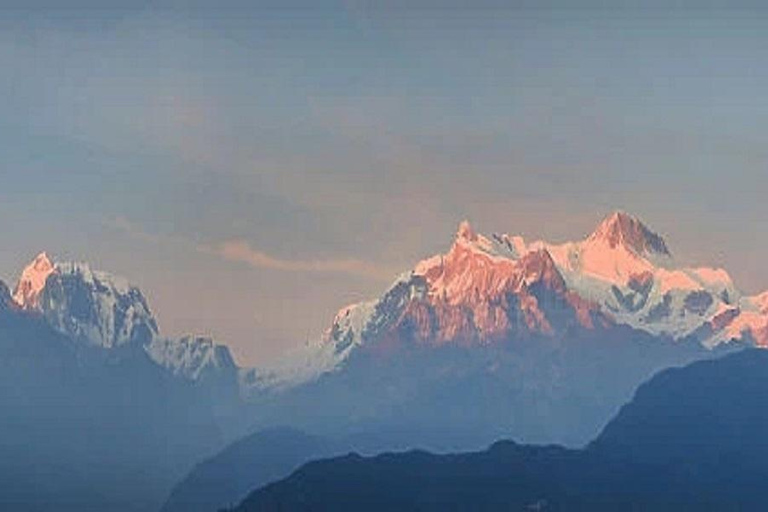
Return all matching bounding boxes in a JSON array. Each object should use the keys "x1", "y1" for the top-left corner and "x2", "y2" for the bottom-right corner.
[
  {"x1": 12, "y1": 253, "x2": 159, "y2": 349},
  {"x1": 749, "y1": 291, "x2": 768, "y2": 314},
  {"x1": 56, "y1": 261, "x2": 133, "y2": 296},
  {"x1": 11, "y1": 254, "x2": 290, "y2": 391},
  {"x1": 451, "y1": 220, "x2": 518, "y2": 261},
  {"x1": 11, "y1": 252, "x2": 243, "y2": 383},
  {"x1": 692, "y1": 267, "x2": 733, "y2": 286},
  {"x1": 146, "y1": 335, "x2": 236, "y2": 381},
  {"x1": 240, "y1": 339, "x2": 344, "y2": 393},
  {"x1": 587, "y1": 211, "x2": 671, "y2": 257},
  {"x1": 39, "y1": 260, "x2": 158, "y2": 349}
]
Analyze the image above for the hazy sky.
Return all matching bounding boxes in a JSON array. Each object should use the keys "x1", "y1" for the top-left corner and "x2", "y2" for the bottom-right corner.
[{"x1": 2, "y1": 1, "x2": 768, "y2": 365}]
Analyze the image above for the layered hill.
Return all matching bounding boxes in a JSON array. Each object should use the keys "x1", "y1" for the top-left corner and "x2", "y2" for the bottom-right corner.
[
  {"x1": 161, "y1": 428, "x2": 341, "y2": 512},
  {"x1": 233, "y1": 349, "x2": 768, "y2": 511}
]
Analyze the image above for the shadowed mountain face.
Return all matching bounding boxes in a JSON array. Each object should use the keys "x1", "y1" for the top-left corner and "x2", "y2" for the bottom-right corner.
[
  {"x1": 232, "y1": 350, "x2": 768, "y2": 511},
  {"x1": 250, "y1": 327, "x2": 716, "y2": 449},
  {"x1": 588, "y1": 348, "x2": 768, "y2": 496},
  {"x1": 0, "y1": 283, "x2": 237, "y2": 512},
  {"x1": 587, "y1": 211, "x2": 671, "y2": 256}
]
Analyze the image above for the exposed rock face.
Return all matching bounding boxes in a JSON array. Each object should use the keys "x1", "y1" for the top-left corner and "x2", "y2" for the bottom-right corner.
[
  {"x1": 325, "y1": 222, "x2": 607, "y2": 354},
  {"x1": 12, "y1": 252, "x2": 55, "y2": 311},
  {"x1": 402, "y1": 242, "x2": 602, "y2": 345}
]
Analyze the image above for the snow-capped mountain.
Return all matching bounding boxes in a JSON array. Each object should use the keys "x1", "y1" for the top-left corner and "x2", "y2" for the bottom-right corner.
[
  {"x1": 147, "y1": 335, "x2": 237, "y2": 381},
  {"x1": 13, "y1": 211, "x2": 766, "y2": 393},
  {"x1": 0, "y1": 274, "x2": 240, "y2": 512},
  {"x1": 12, "y1": 253, "x2": 236, "y2": 382},
  {"x1": 39, "y1": 260, "x2": 159, "y2": 349},
  {"x1": 522, "y1": 212, "x2": 762, "y2": 345},
  {"x1": 295, "y1": 212, "x2": 767, "y2": 383}
]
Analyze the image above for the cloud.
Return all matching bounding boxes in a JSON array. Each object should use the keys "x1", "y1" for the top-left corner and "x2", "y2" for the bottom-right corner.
[
  {"x1": 107, "y1": 216, "x2": 398, "y2": 282},
  {"x1": 204, "y1": 239, "x2": 396, "y2": 282}
]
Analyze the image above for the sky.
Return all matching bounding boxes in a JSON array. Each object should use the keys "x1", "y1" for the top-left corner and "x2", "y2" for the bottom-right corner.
[{"x1": 2, "y1": 1, "x2": 768, "y2": 365}]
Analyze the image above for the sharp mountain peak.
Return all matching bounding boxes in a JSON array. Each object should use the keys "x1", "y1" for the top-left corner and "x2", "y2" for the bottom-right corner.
[{"x1": 588, "y1": 211, "x2": 671, "y2": 256}]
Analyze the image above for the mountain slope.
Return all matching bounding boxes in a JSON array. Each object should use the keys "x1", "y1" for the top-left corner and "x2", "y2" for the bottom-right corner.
[
  {"x1": 231, "y1": 349, "x2": 768, "y2": 511},
  {"x1": 161, "y1": 428, "x2": 341, "y2": 512},
  {"x1": 268, "y1": 212, "x2": 766, "y2": 387},
  {"x1": 147, "y1": 335, "x2": 238, "y2": 382},
  {"x1": 239, "y1": 213, "x2": 752, "y2": 448},
  {"x1": 250, "y1": 327, "x2": 715, "y2": 448}
]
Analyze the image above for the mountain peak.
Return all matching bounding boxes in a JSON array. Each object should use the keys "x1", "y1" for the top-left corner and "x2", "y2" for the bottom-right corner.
[
  {"x1": 42, "y1": 262, "x2": 159, "y2": 348},
  {"x1": 588, "y1": 211, "x2": 670, "y2": 256},
  {"x1": 455, "y1": 220, "x2": 478, "y2": 242},
  {"x1": 31, "y1": 251, "x2": 53, "y2": 270},
  {"x1": 13, "y1": 251, "x2": 57, "y2": 310}
]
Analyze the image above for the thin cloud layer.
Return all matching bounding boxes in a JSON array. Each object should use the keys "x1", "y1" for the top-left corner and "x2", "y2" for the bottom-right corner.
[
  {"x1": 109, "y1": 216, "x2": 396, "y2": 282},
  {"x1": 205, "y1": 239, "x2": 396, "y2": 282}
]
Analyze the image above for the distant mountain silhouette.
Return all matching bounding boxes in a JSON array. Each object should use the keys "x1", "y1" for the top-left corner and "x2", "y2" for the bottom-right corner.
[
  {"x1": 232, "y1": 349, "x2": 768, "y2": 511},
  {"x1": 162, "y1": 428, "x2": 340, "y2": 512}
]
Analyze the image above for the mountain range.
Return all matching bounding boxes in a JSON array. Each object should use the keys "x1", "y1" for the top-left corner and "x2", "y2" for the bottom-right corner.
[
  {"x1": 241, "y1": 212, "x2": 759, "y2": 447},
  {"x1": 0, "y1": 254, "x2": 243, "y2": 511},
  {"x1": 13, "y1": 212, "x2": 766, "y2": 396},
  {"x1": 304, "y1": 211, "x2": 767, "y2": 381},
  {"x1": 2, "y1": 211, "x2": 767, "y2": 511}
]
